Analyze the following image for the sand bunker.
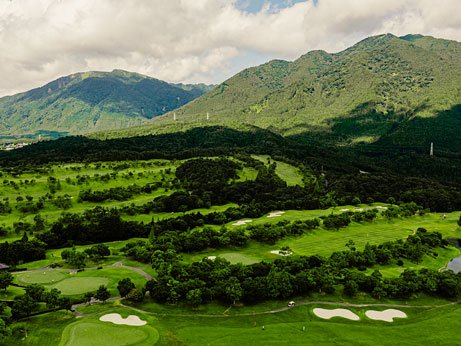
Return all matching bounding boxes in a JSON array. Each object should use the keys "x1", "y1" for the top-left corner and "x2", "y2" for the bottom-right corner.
[
  {"x1": 270, "y1": 250, "x2": 293, "y2": 256},
  {"x1": 99, "y1": 313, "x2": 147, "y2": 326},
  {"x1": 232, "y1": 220, "x2": 253, "y2": 226},
  {"x1": 267, "y1": 211, "x2": 285, "y2": 218},
  {"x1": 313, "y1": 308, "x2": 360, "y2": 320},
  {"x1": 365, "y1": 309, "x2": 407, "y2": 322},
  {"x1": 354, "y1": 208, "x2": 364, "y2": 212},
  {"x1": 339, "y1": 209, "x2": 349, "y2": 212},
  {"x1": 207, "y1": 256, "x2": 216, "y2": 260},
  {"x1": 376, "y1": 206, "x2": 388, "y2": 210}
]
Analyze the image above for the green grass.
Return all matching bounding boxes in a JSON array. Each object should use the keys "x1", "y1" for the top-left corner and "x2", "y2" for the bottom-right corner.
[
  {"x1": 51, "y1": 277, "x2": 110, "y2": 296},
  {"x1": 220, "y1": 253, "x2": 259, "y2": 265},
  {"x1": 58, "y1": 309, "x2": 159, "y2": 346},
  {"x1": 252, "y1": 155, "x2": 304, "y2": 186},
  {"x1": 16, "y1": 270, "x2": 68, "y2": 285}
]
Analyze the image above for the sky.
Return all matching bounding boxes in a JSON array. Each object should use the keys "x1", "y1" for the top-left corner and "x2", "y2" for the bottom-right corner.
[{"x1": 1, "y1": 0, "x2": 461, "y2": 96}]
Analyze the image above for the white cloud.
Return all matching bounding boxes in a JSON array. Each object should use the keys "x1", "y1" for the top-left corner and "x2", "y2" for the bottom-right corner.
[{"x1": 1, "y1": 0, "x2": 461, "y2": 96}]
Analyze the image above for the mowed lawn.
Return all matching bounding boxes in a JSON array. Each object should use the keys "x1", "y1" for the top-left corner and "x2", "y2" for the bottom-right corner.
[
  {"x1": 14, "y1": 267, "x2": 149, "y2": 297},
  {"x1": 158, "y1": 303, "x2": 461, "y2": 346},
  {"x1": 252, "y1": 154, "x2": 304, "y2": 186}
]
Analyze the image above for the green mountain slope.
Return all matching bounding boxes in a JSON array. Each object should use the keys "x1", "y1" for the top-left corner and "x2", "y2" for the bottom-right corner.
[
  {"x1": 0, "y1": 70, "x2": 213, "y2": 139},
  {"x1": 100, "y1": 34, "x2": 461, "y2": 153}
]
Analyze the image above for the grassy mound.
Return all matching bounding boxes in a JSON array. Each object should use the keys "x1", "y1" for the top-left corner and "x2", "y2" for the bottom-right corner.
[
  {"x1": 51, "y1": 277, "x2": 110, "y2": 295},
  {"x1": 17, "y1": 270, "x2": 68, "y2": 285}
]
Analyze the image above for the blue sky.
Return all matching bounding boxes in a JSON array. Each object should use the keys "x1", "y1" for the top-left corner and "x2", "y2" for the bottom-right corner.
[{"x1": 236, "y1": 0, "x2": 315, "y2": 13}]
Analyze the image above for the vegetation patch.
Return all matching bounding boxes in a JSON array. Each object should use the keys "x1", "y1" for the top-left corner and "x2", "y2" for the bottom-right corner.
[
  {"x1": 16, "y1": 270, "x2": 68, "y2": 285},
  {"x1": 51, "y1": 277, "x2": 110, "y2": 295},
  {"x1": 220, "y1": 253, "x2": 259, "y2": 265}
]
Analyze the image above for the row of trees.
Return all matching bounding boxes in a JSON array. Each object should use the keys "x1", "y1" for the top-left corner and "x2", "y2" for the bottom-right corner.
[{"x1": 134, "y1": 229, "x2": 456, "y2": 306}]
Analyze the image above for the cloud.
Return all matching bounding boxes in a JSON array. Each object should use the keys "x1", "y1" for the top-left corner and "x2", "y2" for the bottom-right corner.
[{"x1": 1, "y1": 0, "x2": 461, "y2": 96}]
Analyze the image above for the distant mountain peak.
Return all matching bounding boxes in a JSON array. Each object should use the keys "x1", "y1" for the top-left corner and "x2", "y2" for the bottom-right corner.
[{"x1": 0, "y1": 70, "x2": 212, "y2": 140}]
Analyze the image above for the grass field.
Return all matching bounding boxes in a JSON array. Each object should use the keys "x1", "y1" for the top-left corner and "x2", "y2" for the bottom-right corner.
[
  {"x1": 16, "y1": 270, "x2": 68, "y2": 285},
  {"x1": 13, "y1": 266, "x2": 149, "y2": 297},
  {"x1": 52, "y1": 277, "x2": 111, "y2": 296},
  {"x1": 6, "y1": 302, "x2": 461, "y2": 346},
  {"x1": 252, "y1": 155, "x2": 304, "y2": 186},
  {"x1": 58, "y1": 309, "x2": 159, "y2": 346}
]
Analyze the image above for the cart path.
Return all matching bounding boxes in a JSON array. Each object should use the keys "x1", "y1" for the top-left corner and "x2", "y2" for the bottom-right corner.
[{"x1": 71, "y1": 299, "x2": 458, "y2": 318}]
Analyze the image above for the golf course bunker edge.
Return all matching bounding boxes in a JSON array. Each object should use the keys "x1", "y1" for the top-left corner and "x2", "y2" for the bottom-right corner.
[
  {"x1": 365, "y1": 309, "x2": 407, "y2": 322},
  {"x1": 100, "y1": 313, "x2": 147, "y2": 326},
  {"x1": 313, "y1": 308, "x2": 360, "y2": 320}
]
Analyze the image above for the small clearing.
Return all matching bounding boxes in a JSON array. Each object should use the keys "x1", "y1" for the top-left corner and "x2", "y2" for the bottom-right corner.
[
  {"x1": 365, "y1": 309, "x2": 407, "y2": 322},
  {"x1": 99, "y1": 313, "x2": 147, "y2": 326},
  {"x1": 232, "y1": 220, "x2": 253, "y2": 226},
  {"x1": 313, "y1": 308, "x2": 360, "y2": 320}
]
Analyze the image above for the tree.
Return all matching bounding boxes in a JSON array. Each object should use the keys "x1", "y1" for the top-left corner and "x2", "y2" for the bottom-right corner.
[
  {"x1": 95, "y1": 285, "x2": 110, "y2": 303},
  {"x1": 343, "y1": 280, "x2": 359, "y2": 296},
  {"x1": 11, "y1": 294, "x2": 39, "y2": 318},
  {"x1": 25, "y1": 284, "x2": 45, "y2": 301},
  {"x1": 84, "y1": 292, "x2": 94, "y2": 304},
  {"x1": 0, "y1": 318, "x2": 11, "y2": 341},
  {"x1": 186, "y1": 289, "x2": 202, "y2": 307},
  {"x1": 117, "y1": 278, "x2": 135, "y2": 297},
  {"x1": 225, "y1": 277, "x2": 242, "y2": 305},
  {"x1": 0, "y1": 272, "x2": 13, "y2": 292},
  {"x1": 43, "y1": 288, "x2": 61, "y2": 309},
  {"x1": 58, "y1": 296, "x2": 72, "y2": 310},
  {"x1": 351, "y1": 196, "x2": 361, "y2": 206},
  {"x1": 127, "y1": 288, "x2": 145, "y2": 302}
]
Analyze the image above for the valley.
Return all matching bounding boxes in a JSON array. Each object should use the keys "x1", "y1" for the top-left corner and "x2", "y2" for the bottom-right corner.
[{"x1": 0, "y1": 155, "x2": 460, "y2": 345}]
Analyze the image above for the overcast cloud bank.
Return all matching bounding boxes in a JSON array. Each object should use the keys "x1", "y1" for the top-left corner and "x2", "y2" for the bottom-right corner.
[{"x1": 1, "y1": 0, "x2": 461, "y2": 96}]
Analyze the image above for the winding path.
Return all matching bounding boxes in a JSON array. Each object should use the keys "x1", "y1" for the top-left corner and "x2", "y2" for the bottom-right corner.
[{"x1": 71, "y1": 299, "x2": 458, "y2": 318}]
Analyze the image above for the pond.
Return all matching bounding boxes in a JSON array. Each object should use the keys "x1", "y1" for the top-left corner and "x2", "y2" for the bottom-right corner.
[{"x1": 445, "y1": 256, "x2": 461, "y2": 273}]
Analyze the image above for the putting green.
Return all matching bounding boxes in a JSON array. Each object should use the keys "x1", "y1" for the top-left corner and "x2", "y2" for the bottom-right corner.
[
  {"x1": 17, "y1": 270, "x2": 68, "y2": 285},
  {"x1": 220, "y1": 253, "x2": 258, "y2": 265},
  {"x1": 62, "y1": 322, "x2": 157, "y2": 346},
  {"x1": 51, "y1": 277, "x2": 110, "y2": 295}
]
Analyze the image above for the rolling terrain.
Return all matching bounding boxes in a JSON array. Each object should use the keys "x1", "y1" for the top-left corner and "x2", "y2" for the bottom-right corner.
[
  {"x1": 0, "y1": 70, "x2": 213, "y2": 139},
  {"x1": 96, "y1": 34, "x2": 461, "y2": 155}
]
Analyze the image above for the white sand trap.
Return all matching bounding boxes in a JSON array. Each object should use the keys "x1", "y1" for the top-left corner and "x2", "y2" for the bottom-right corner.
[
  {"x1": 354, "y1": 208, "x2": 364, "y2": 212},
  {"x1": 207, "y1": 256, "x2": 216, "y2": 260},
  {"x1": 313, "y1": 308, "x2": 360, "y2": 321},
  {"x1": 365, "y1": 309, "x2": 407, "y2": 322},
  {"x1": 376, "y1": 206, "x2": 388, "y2": 210},
  {"x1": 267, "y1": 211, "x2": 285, "y2": 218},
  {"x1": 340, "y1": 209, "x2": 349, "y2": 212},
  {"x1": 99, "y1": 313, "x2": 147, "y2": 326},
  {"x1": 232, "y1": 220, "x2": 253, "y2": 226},
  {"x1": 270, "y1": 250, "x2": 293, "y2": 256}
]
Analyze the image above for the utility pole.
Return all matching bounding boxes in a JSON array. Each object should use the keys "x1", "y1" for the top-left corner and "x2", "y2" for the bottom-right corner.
[
  {"x1": 206, "y1": 112, "x2": 209, "y2": 120},
  {"x1": 430, "y1": 142, "x2": 433, "y2": 156},
  {"x1": 173, "y1": 112, "x2": 176, "y2": 121}
]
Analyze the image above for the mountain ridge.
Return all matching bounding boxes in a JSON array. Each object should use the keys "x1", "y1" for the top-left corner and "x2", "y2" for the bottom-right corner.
[
  {"x1": 0, "y1": 70, "x2": 214, "y2": 139},
  {"x1": 95, "y1": 34, "x2": 461, "y2": 154}
]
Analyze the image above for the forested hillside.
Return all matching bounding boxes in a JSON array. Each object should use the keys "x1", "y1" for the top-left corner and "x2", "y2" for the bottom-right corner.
[
  {"x1": 95, "y1": 34, "x2": 461, "y2": 155},
  {"x1": 0, "y1": 70, "x2": 214, "y2": 139}
]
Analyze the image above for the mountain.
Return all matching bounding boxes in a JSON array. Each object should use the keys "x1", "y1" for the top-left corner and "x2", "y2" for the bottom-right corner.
[
  {"x1": 96, "y1": 34, "x2": 461, "y2": 154},
  {"x1": 0, "y1": 70, "x2": 214, "y2": 139}
]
